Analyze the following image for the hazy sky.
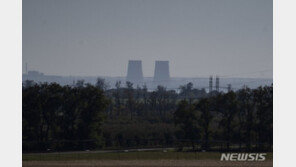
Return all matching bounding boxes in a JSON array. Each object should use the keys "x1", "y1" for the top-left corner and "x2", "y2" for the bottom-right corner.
[{"x1": 23, "y1": 0, "x2": 272, "y2": 78}]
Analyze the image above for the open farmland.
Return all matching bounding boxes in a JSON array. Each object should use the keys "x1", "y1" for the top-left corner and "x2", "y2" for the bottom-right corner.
[
  {"x1": 23, "y1": 160, "x2": 273, "y2": 167},
  {"x1": 23, "y1": 151, "x2": 273, "y2": 167}
]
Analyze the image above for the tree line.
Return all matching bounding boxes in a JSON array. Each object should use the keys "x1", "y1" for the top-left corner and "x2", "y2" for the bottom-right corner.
[{"x1": 22, "y1": 79, "x2": 272, "y2": 152}]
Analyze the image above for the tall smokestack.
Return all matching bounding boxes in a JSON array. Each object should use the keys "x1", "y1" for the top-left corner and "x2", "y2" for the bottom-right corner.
[
  {"x1": 215, "y1": 76, "x2": 220, "y2": 92},
  {"x1": 154, "y1": 61, "x2": 170, "y2": 84},
  {"x1": 209, "y1": 76, "x2": 213, "y2": 92},
  {"x1": 126, "y1": 60, "x2": 143, "y2": 83}
]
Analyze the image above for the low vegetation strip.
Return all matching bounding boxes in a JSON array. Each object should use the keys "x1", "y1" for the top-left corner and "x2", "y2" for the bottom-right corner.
[
  {"x1": 23, "y1": 151, "x2": 273, "y2": 161},
  {"x1": 23, "y1": 159, "x2": 273, "y2": 167}
]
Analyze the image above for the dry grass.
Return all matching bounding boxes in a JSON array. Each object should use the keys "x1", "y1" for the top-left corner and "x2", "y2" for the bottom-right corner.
[
  {"x1": 23, "y1": 151, "x2": 273, "y2": 161},
  {"x1": 23, "y1": 160, "x2": 273, "y2": 167}
]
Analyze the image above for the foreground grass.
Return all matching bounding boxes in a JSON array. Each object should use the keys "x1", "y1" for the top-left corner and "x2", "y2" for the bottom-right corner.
[
  {"x1": 23, "y1": 151, "x2": 273, "y2": 161},
  {"x1": 23, "y1": 160, "x2": 273, "y2": 167}
]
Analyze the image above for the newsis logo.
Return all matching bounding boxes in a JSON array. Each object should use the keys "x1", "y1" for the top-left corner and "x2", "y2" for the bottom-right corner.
[{"x1": 220, "y1": 153, "x2": 266, "y2": 161}]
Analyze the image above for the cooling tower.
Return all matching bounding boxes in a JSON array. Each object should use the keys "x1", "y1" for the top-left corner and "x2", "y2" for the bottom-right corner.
[
  {"x1": 126, "y1": 60, "x2": 143, "y2": 83},
  {"x1": 153, "y1": 61, "x2": 170, "y2": 82}
]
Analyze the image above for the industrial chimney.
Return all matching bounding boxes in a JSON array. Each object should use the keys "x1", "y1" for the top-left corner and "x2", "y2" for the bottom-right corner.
[
  {"x1": 126, "y1": 60, "x2": 143, "y2": 83},
  {"x1": 153, "y1": 61, "x2": 170, "y2": 84},
  {"x1": 209, "y1": 76, "x2": 213, "y2": 93},
  {"x1": 215, "y1": 76, "x2": 220, "y2": 92}
]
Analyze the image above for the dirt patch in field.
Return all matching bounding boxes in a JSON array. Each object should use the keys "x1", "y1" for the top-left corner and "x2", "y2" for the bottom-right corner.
[{"x1": 23, "y1": 160, "x2": 273, "y2": 167}]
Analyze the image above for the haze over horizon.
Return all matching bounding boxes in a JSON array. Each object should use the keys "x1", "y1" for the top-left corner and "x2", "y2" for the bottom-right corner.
[{"x1": 23, "y1": 0, "x2": 272, "y2": 78}]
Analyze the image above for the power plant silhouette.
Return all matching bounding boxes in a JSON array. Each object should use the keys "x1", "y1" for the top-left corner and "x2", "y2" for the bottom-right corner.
[
  {"x1": 23, "y1": 60, "x2": 273, "y2": 92},
  {"x1": 154, "y1": 61, "x2": 170, "y2": 82},
  {"x1": 126, "y1": 60, "x2": 170, "y2": 85},
  {"x1": 126, "y1": 60, "x2": 143, "y2": 83}
]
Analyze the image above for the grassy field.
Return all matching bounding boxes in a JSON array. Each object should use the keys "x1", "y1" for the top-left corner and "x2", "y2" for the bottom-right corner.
[
  {"x1": 23, "y1": 151, "x2": 273, "y2": 161},
  {"x1": 23, "y1": 159, "x2": 273, "y2": 167},
  {"x1": 23, "y1": 151, "x2": 273, "y2": 167}
]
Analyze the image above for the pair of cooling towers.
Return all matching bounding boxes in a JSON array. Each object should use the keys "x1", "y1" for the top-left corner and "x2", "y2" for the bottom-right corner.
[{"x1": 126, "y1": 60, "x2": 170, "y2": 83}]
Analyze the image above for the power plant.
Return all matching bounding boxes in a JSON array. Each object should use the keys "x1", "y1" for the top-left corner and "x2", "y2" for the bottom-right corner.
[
  {"x1": 126, "y1": 60, "x2": 143, "y2": 83},
  {"x1": 126, "y1": 60, "x2": 170, "y2": 85},
  {"x1": 22, "y1": 61, "x2": 273, "y2": 92},
  {"x1": 153, "y1": 61, "x2": 170, "y2": 82},
  {"x1": 22, "y1": 60, "x2": 269, "y2": 91}
]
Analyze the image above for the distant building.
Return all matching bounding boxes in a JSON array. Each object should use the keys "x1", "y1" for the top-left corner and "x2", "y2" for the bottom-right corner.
[
  {"x1": 28, "y1": 71, "x2": 44, "y2": 76},
  {"x1": 126, "y1": 60, "x2": 143, "y2": 84},
  {"x1": 153, "y1": 61, "x2": 170, "y2": 86}
]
